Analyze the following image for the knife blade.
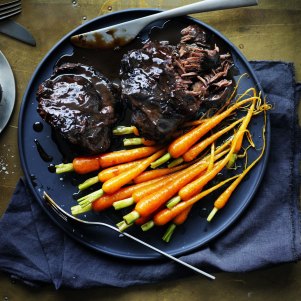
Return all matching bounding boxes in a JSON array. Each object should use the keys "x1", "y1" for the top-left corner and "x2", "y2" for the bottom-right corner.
[
  {"x1": 0, "y1": 19, "x2": 36, "y2": 46},
  {"x1": 0, "y1": 50, "x2": 15, "y2": 134}
]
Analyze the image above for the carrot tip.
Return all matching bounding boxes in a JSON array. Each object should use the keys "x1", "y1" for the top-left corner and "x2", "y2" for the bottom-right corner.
[{"x1": 207, "y1": 207, "x2": 219, "y2": 222}]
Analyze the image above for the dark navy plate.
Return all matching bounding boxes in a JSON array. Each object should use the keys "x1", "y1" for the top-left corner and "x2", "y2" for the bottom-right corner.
[{"x1": 18, "y1": 9, "x2": 270, "y2": 260}]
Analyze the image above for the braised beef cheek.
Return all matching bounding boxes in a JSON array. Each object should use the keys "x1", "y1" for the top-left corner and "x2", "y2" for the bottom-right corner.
[
  {"x1": 36, "y1": 63, "x2": 119, "y2": 154},
  {"x1": 120, "y1": 41, "x2": 199, "y2": 141},
  {"x1": 120, "y1": 25, "x2": 234, "y2": 142}
]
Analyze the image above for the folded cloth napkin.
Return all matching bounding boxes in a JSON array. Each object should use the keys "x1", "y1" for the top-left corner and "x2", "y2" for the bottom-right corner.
[{"x1": 0, "y1": 61, "x2": 300, "y2": 289}]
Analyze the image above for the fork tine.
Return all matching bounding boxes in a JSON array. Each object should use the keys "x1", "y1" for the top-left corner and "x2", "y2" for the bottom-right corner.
[
  {"x1": 0, "y1": 6, "x2": 21, "y2": 20},
  {"x1": 0, "y1": 0, "x2": 20, "y2": 8}
]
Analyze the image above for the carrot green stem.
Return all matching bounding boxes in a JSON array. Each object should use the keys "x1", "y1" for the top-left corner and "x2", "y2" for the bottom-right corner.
[
  {"x1": 123, "y1": 138, "x2": 143, "y2": 146},
  {"x1": 141, "y1": 220, "x2": 155, "y2": 231},
  {"x1": 113, "y1": 197, "x2": 135, "y2": 210},
  {"x1": 162, "y1": 223, "x2": 177, "y2": 242},
  {"x1": 166, "y1": 196, "x2": 181, "y2": 209},
  {"x1": 78, "y1": 176, "x2": 99, "y2": 190},
  {"x1": 71, "y1": 204, "x2": 92, "y2": 216},
  {"x1": 207, "y1": 207, "x2": 219, "y2": 222},
  {"x1": 113, "y1": 126, "x2": 137, "y2": 135},
  {"x1": 123, "y1": 210, "x2": 140, "y2": 224},
  {"x1": 55, "y1": 163, "x2": 74, "y2": 174},
  {"x1": 150, "y1": 153, "x2": 171, "y2": 169},
  {"x1": 168, "y1": 157, "x2": 184, "y2": 168},
  {"x1": 77, "y1": 189, "x2": 104, "y2": 207},
  {"x1": 116, "y1": 220, "x2": 133, "y2": 232}
]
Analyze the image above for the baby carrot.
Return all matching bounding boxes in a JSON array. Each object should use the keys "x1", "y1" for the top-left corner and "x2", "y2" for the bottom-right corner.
[
  {"x1": 102, "y1": 149, "x2": 166, "y2": 194},
  {"x1": 207, "y1": 109, "x2": 267, "y2": 222},
  {"x1": 91, "y1": 176, "x2": 169, "y2": 212},
  {"x1": 182, "y1": 117, "x2": 243, "y2": 162},
  {"x1": 99, "y1": 146, "x2": 160, "y2": 168},
  {"x1": 131, "y1": 148, "x2": 228, "y2": 207},
  {"x1": 55, "y1": 146, "x2": 160, "y2": 174},
  {"x1": 168, "y1": 97, "x2": 256, "y2": 158},
  {"x1": 78, "y1": 159, "x2": 145, "y2": 190},
  {"x1": 56, "y1": 155, "x2": 101, "y2": 174},
  {"x1": 123, "y1": 156, "x2": 224, "y2": 223},
  {"x1": 98, "y1": 159, "x2": 145, "y2": 183},
  {"x1": 153, "y1": 175, "x2": 239, "y2": 226},
  {"x1": 179, "y1": 101, "x2": 256, "y2": 201},
  {"x1": 133, "y1": 162, "x2": 190, "y2": 184}
]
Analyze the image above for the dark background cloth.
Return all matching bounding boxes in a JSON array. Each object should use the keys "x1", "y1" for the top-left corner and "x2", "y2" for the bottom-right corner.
[{"x1": 0, "y1": 61, "x2": 300, "y2": 289}]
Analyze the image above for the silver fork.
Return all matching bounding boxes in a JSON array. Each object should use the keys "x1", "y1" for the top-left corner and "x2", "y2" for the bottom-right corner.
[
  {"x1": 43, "y1": 191, "x2": 215, "y2": 280},
  {"x1": 0, "y1": 0, "x2": 21, "y2": 21}
]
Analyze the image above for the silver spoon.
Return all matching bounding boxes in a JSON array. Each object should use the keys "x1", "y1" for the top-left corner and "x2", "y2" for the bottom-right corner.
[{"x1": 71, "y1": 0, "x2": 258, "y2": 49}]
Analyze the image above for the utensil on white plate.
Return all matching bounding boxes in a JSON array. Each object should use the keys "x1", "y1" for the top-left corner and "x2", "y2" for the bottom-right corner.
[
  {"x1": 43, "y1": 191, "x2": 216, "y2": 280},
  {"x1": 71, "y1": 0, "x2": 258, "y2": 49}
]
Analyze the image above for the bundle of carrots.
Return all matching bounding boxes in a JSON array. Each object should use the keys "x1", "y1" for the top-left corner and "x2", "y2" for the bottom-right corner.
[{"x1": 55, "y1": 85, "x2": 271, "y2": 242}]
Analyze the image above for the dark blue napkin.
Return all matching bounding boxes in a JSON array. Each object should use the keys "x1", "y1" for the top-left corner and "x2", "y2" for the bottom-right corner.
[{"x1": 0, "y1": 61, "x2": 300, "y2": 289}]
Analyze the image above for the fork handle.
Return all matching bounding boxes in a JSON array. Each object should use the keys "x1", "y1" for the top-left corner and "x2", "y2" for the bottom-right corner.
[
  {"x1": 138, "y1": 0, "x2": 258, "y2": 25},
  {"x1": 121, "y1": 231, "x2": 215, "y2": 280}
]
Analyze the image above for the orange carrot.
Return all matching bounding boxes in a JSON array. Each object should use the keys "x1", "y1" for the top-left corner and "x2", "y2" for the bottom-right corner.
[
  {"x1": 124, "y1": 156, "x2": 222, "y2": 222},
  {"x1": 182, "y1": 117, "x2": 243, "y2": 162},
  {"x1": 98, "y1": 159, "x2": 145, "y2": 183},
  {"x1": 113, "y1": 172, "x2": 182, "y2": 210},
  {"x1": 133, "y1": 162, "x2": 190, "y2": 184},
  {"x1": 179, "y1": 100, "x2": 255, "y2": 201},
  {"x1": 78, "y1": 159, "x2": 146, "y2": 190},
  {"x1": 174, "y1": 206, "x2": 192, "y2": 225},
  {"x1": 134, "y1": 148, "x2": 230, "y2": 203},
  {"x1": 99, "y1": 146, "x2": 160, "y2": 168},
  {"x1": 132, "y1": 166, "x2": 193, "y2": 202},
  {"x1": 72, "y1": 156, "x2": 101, "y2": 174},
  {"x1": 102, "y1": 149, "x2": 166, "y2": 194},
  {"x1": 207, "y1": 107, "x2": 267, "y2": 222},
  {"x1": 153, "y1": 175, "x2": 239, "y2": 226},
  {"x1": 168, "y1": 97, "x2": 256, "y2": 158},
  {"x1": 92, "y1": 176, "x2": 167, "y2": 212},
  {"x1": 56, "y1": 146, "x2": 160, "y2": 174}
]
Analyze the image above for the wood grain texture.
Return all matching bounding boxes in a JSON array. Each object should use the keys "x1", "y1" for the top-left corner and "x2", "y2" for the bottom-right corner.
[{"x1": 0, "y1": 0, "x2": 300, "y2": 299}]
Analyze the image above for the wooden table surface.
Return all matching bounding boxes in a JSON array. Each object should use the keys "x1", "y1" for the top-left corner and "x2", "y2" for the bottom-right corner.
[{"x1": 0, "y1": 0, "x2": 300, "y2": 300}]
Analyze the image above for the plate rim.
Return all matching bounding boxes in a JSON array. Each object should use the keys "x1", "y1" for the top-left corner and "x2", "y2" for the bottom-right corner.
[
  {"x1": 18, "y1": 8, "x2": 271, "y2": 261},
  {"x1": 0, "y1": 50, "x2": 15, "y2": 134}
]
